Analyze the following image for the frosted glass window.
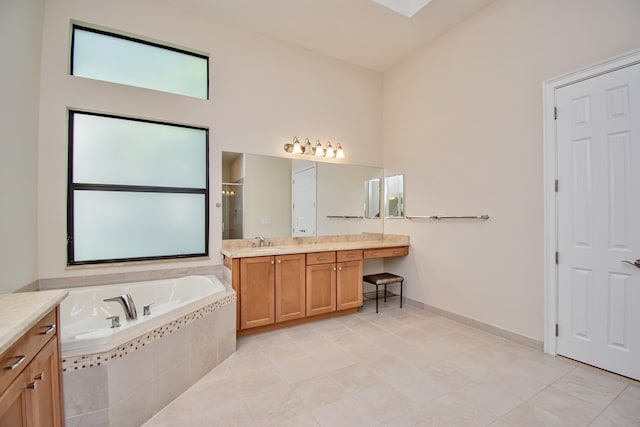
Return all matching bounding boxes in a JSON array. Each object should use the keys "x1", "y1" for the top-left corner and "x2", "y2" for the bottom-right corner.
[
  {"x1": 68, "y1": 111, "x2": 208, "y2": 265},
  {"x1": 72, "y1": 113, "x2": 206, "y2": 188},
  {"x1": 72, "y1": 26, "x2": 208, "y2": 99},
  {"x1": 73, "y1": 191, "x2": 205, "y2": 262}
]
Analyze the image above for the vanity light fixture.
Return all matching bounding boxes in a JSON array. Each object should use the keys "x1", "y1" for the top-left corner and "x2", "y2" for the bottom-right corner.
[
  {"x1": 283, "y1": 137, "x2": 345, "y2": 158},
  {"x1": 292, "y1": 136, "x2": 303, "y2": 154},
  {"x1": 304, "y1": 138, "x2": 313, "y2": 155},
  {"x1": 325, "y1": 142, "x2": 335, "y2": 158}
]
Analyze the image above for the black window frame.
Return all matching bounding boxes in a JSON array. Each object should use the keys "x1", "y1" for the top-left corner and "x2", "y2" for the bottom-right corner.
[
  {"x1": 67, "y1": 110, "x2": 209, "y2": 266},
  {"x1": 70, "y1": 24, "x2": 210, "y2": 100}
]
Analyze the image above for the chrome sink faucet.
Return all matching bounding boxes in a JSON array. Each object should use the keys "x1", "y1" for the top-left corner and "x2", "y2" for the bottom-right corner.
[
  {"x1": 257, "y1": 236, "x2": 265, "y2": 247},
  {"x1": 103, "y1": 294, "x2": 138, "y2": 321}
]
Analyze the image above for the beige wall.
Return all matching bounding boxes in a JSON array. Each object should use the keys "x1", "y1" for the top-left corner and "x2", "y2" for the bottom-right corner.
[
  {"x1": 36, "y1": 0, "x2": 382, "y2": 279},
  {"x1": 383, "y1": 0, "x2": 640, "y2": 341},
  {"x1": 0, "y1": 0, "x2": 45, "y2": 293}
]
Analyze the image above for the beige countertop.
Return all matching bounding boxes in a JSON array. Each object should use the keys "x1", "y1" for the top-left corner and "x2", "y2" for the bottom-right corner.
[
  {"x1": 0, "y1": 290, "x2": 68, "y2": 355},
  {"x1": 221, "y1": 238, "x2": 409, "y2": 259}
]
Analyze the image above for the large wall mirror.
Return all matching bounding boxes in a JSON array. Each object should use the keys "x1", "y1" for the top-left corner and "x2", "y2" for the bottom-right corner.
[{"x1": 222, "y1": 152, "x2": 383, "y2": 239}]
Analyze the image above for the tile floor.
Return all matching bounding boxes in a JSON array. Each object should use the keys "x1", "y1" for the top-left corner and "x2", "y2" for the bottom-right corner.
[{"x1": 143, "y1": 299, "x2": 640, "y2": 426}]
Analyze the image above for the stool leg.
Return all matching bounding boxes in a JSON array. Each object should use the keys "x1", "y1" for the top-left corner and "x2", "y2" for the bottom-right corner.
[
  {"x1": 375, "y1": 284, "x2": 379, "y2": 313},
  {"x1": 384, "y1": 284, "x2": 387, "y2": 302},
  {"x1": 400, "y1": 281, "x2": 403, "y2": 308}
]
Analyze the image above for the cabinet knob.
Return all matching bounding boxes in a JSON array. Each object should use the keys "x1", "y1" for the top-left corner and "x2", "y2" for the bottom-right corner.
[
  {"x1": 333, "y1": 267, "x2": 337, "y2": 271},
  {"x1": 34, "y1": 372, "x2": 45, "y2": 381},
  {"x1": 26, "y1": 382, "x2": 37, "y2": 390},
  {"x1": 277, "y1": 260, "x2": 281, "y2": 264},
  {"x1": 271, "y1": 260, "x2": 275, "y2": 265},
  {"x1": 339, "y1": 267, "x2": 342, "y2": 271}
]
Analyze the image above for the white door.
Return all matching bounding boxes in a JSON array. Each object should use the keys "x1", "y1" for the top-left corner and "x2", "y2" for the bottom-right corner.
[
  {"x1": 556, "y1": 62, "x2": 640, "y2": 380},
  {"x1": 292, "y1": 166, "x2": 316, "y2": 236}
]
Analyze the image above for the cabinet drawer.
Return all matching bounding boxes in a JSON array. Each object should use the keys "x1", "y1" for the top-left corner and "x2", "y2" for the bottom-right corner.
[
  {"x1": 306, "y1": 251, "x2": 336, "y2": 265},
  {"x1": 363, "y1": 246, "x2": 409, "y2": 259},
  {"x1": 337, "y1": 250, "x2": 363, "y2": 262},
  {"x1": 0, "y1": 309, "x2": 57, "y2": 393}
]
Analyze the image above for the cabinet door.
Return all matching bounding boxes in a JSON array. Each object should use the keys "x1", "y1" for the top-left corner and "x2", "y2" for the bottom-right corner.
[
  {"x1": 0, "y1": 370, "x2": 30, "y2": 427},
  {"x1": 306, "y1": 263, "x2": 336, "y2": 316},
  {"x1": 275, "y1": 254, "x2": 306, "y2": 323},
  {"x1": 337, "y1": 260, "x2": 363, "y2": 310},
  {"x1": 29, "y1": 337, "x2": 62, "y2": 427},
  {"x1": 240, "y1": 256, "x2": 275, "y2": 329}
]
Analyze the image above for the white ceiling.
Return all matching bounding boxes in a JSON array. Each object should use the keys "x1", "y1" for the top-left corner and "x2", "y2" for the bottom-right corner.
[{"x1": 159, "y1": 0, "x2": 495, "y2": 72}]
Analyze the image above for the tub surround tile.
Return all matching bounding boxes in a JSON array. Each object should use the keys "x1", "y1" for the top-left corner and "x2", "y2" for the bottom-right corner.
[
  {"x1": 61, "y1": 293, "x2": 236, "y2": 371},
  {"x1": 108, "y1": 342, "x2": 155, "y2": 405},
  {"x1": 0, "y1": 289, "x2": 67, "y2": 354},
  {"x1": 63, "y1": 291, "x2": 237, "y2": 427},
  {"x1": 64, "y1": 409, "x2": 109, "y2": 427},
  {"x1": 62, "y1": 365, "x2": 108, "y2": 417}
]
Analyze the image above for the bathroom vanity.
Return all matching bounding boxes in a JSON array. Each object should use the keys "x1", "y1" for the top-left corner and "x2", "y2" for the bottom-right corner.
[
  {"x1": 0, "y1": 290, "x2": 67, "y2": 427},
  {"x1": 222, "y1": 234, "x2": 409, "y2": 335}
]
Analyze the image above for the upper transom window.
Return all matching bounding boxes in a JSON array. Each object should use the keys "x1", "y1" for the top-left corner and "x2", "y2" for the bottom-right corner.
[{"x1": 71, "y1": 25, "x2": 209, "y2": 99}]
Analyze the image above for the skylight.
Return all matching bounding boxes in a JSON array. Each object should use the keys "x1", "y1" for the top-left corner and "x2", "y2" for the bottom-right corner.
[{"x1": 372, "y1": 0, "x2": 433, "y2": 18}]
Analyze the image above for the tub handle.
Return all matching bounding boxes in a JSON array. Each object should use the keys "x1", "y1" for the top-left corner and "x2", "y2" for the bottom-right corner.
[
  {"x1": 106, "y1": 316, "x2": 120, "y2": 328},
  {"x1": 143, "y1": 303, "x2": 154, "y2": 316}
]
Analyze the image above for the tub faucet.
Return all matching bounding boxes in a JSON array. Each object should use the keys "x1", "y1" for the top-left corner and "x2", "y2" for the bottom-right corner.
[{"x1": 103, "y1": 294, "x2": 138, "y2": 321}]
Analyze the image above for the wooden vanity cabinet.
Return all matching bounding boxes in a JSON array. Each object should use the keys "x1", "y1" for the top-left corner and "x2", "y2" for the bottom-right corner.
[
  {"x1": 306, "y1": 250, "x2": 363, "y2": 315},
  {"x1": 336, "y1": 250, "x2": 363, "y2": 310},
  {"x1": 306, "y1": 262, "x2": 337, "y2": 316},
  {"x1": 0, "y1": 308, "x2": 63, "y2": 427},
  {"x1": 275, "y1": 254, "x2": 306, "y2": 323},
  {"x1": 240, "y1": 254, "x2": 306, "y2": 330},
  {"x1": 240, "y1": 256, "x2": 275, "y2": 329}
]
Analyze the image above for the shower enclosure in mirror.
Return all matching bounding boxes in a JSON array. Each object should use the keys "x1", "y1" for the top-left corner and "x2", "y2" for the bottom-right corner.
[
  {"x1": 385, "y1": 174, "x2": 404, "y2": 218},
  {"x1": 221, "y1": 183, "x2": 243, "y2": 239},
  {"x1": 365, "y1": 178, "x2": 381, "y2": 218},
  {"x1": 221, "y1": 151, "x2": 383, "y2": 239}
]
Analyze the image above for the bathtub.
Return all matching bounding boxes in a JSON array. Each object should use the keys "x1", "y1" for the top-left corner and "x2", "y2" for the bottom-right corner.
[
  {"x1": 60, "y1": 274, "x2": 237, "y2": 427},
  {"x1": 60, "y1": 275, "x2": 227, "y2": 357}
]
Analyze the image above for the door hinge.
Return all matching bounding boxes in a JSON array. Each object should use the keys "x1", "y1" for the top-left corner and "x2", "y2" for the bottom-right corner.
[
  {"x1": 555, "y1": 179, "x2": 559, "y2": 192},
  {"x1": 555, "y1": 251, "x2": 559, "y2": 265},
  {"x1": 554, "y1": 107, "x2": 558, "y2": 120},
  {"x1": 555, "y1": 323, "x2": 559, "y2": 337}
]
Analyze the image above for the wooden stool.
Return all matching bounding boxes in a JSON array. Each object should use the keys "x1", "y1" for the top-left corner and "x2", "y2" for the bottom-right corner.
[{"x1": 363, "y1": 273, "x2": 404, "y2": 313}]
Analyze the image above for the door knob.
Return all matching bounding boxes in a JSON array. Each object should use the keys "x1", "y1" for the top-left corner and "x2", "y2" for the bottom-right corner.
[{"x1": 622, "y1": 259, "x2": 640, "y2": 269}]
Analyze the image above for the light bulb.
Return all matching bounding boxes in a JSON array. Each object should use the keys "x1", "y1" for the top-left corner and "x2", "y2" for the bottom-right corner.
[
  {"x1": 315, "y1": 140, "x2": 324, "y2": 157},
  {"x1": 325, "y1": 142, "x2": 335, "y2": 158},
  {"x1": 336, "y1": 143, "x2": 344, "y2": 158},
  {"x1": 292, "y1": 137, "x2": 302, "y2": 154}
]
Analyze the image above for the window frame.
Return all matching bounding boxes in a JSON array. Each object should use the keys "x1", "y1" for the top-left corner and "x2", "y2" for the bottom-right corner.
[
  {"x1": 70, "y1": 24, "x2": 210, "y2": 99},
  {"x1": 67, "y1": 110, "x2": 209, "y2": 266}
]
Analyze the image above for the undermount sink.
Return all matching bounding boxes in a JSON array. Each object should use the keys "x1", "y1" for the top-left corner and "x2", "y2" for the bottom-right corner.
[{"x1": 249, "y1": 247, "x2": 280, "y2": 251}]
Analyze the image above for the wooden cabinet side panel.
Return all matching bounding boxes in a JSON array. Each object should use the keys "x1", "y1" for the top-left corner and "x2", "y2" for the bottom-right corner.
[
  {"x1": 275, "y1": 254, "x2": 306, "y2": 323},
  {"x1": 306, "y1": 264, "x2": 336, "y2": 316},
  {"x1": 240, "y1": 257, "x2": 275, "y2": 329},
  {"x1": 232, "y1": 258, "x2": 241, "y2": 330}
]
